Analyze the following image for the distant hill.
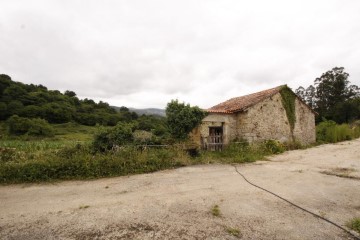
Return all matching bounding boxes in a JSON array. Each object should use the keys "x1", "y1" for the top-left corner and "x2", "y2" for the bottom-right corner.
[
  {"x1": 111, "y1": 106, "x2": 166, "y2": 117},
  {"x1": 130, "y1": 108, "x2": 166, "y2": 117}
]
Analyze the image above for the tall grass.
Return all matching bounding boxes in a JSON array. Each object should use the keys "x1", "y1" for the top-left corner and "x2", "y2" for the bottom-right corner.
[
  {"x1": 52, "y1": 122, "x2": 99, "y2": 141},
  {"x1": 202, "y1": 141, "x2": 277, "y2": 164},
  {"x1": 0, "y1": 140, "x2": 78, "y2": 152},
  {"x1": 0, "y1": 140, "x2": 284, "y2": 183},
  {"x1": 316, "y1": 120, "x2": 360, "y2": 143},
  {"x1": 0, "y1": 145, "x2": 199, "y2": 183}
]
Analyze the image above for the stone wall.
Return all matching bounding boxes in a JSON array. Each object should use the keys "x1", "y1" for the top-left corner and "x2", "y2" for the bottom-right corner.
[
  {"x1": 236, "y1": 93, "x2": 292, "y2": 143},
  {"x1": 293, "y1": 98, "x2": 316, "y2": 144},
  {"x1": 192, "y1": 113, "x2": 236, "y2": 145},
  {"x1": 192, "y1": 92, "x2": 316, "y2": 146},
  {"x1": 236, "y1": 93, "x2": 316, "y2": 144}
]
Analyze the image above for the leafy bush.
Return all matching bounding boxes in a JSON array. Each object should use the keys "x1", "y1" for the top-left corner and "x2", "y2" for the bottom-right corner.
[
  {"x1": 166, "y1": 99, "x2": 207, "y2": 140},
  {"x1": 316, "y1": 120, "x2": 359, "y2": 143},
  {"x1": 27, "y1": 118, "x2": 55, "y2": 136},
  {"x1": 92, "y1": 122, "x2": 134, "y2": 152},
  {"x1": 6, "y1": 115, "x2": 54, "y2": 137},
  {"x1": 6, "y1": 115, "x2": 31, "y2": 135},
  {"x1": 264, "y1": 140, "x2": 285, "y2": 154}
]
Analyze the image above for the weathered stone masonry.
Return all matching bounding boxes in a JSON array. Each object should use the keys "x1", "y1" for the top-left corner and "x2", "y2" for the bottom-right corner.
[{"x1": 191, "y1": 86, "x2": 316, "y2": 147}]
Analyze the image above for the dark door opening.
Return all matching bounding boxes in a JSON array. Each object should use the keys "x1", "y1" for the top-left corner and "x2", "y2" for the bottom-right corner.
[{"x1": 208, "y1": 127, "x2": 223, "y2": 151}]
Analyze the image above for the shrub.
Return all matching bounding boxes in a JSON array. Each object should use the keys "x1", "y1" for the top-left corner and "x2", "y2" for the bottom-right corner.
[
  {"x1": 27, "y1": 118, "x2": 54, "y2": 137},
  {"x1": 6, "y1": 115, "x2": 31, "y2": 135},
  {"x1": 264, "y1": 140, "x2": 285, "y2": 154},
  {"x1": 316, "y1": 120, "x2": 359, "y2": 143},
  {"x1": 92, "y1": 122, "x2": 134, "y2": 152},
  {"x1": 6, "y1": 115, "x2": 54, "y2": 137},
  {"x1": 166, "y1": 99, "x2": 207, "y2": 140}
]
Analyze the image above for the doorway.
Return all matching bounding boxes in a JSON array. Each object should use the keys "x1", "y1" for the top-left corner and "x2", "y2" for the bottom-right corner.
[{"x1": 208, "y1": 127, "x2": 223, "y2": 151}]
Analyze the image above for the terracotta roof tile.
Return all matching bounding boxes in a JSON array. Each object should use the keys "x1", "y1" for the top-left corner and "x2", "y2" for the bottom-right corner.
[{"x1": 207, "y1": 85, "x2": 284, "y2": 113}]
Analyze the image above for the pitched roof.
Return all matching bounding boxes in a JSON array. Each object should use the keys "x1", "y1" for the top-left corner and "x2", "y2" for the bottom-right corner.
[{"x1": 207, "y1": 85, "x2": 284, "y2": 113}]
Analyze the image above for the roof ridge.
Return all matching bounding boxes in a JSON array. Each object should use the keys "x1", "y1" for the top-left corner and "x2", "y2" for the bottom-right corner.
[{"x1": 207, "y1": 85, "x2": 284, "y2": 113}]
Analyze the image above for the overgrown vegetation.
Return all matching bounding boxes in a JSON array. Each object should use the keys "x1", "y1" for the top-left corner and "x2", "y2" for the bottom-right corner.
[
  {"x1": 166, "y1": 99, "x2": 207, "y2": 140},
  {"x1": 347, "y1": 218, "x2": 360, "y2": 234},
  {"x1": 280, "y1": 85, "x2": 296, "y2": 131},
  {"x1": 0, "y1": 135, "x2": 291, "y2": 183},
  {"x1": 316, "y1": 120, "x2": 360, "y2": 143},
  {"x1": 6, "y1": 115, "x2": 54, "y2": 137},
  {"x1": 5, "y1": 116, "x2": 360, "y2": 184}
]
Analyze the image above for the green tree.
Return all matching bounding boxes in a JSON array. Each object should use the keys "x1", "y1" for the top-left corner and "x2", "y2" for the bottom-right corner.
[
  {"x1": 64, "y1": 90, "x2": 76, "y2": 97},
  {"x1": 3, "y1": 84, "x2": 27, "y2": 102},
  {"x1": 296, "y1": 67, "x2": 360, "y2": 123},
  {"x1": 43, "y1": 103, "x2": 74, "y2": 123},
  {"x1": 0, "y1": 74, "x2": 12, "y2": 97},
  {"x1": 295, "y1": 86, "x2": 305, "y2": 101},
  {"x1": 20, "y1": 105, "x2": 45, "y2": 118},
  {"x1": 136, "y1": 115, "x2": 168, "y2": 136},
  {"x1": 0, "y1": 102, "x2": 8, "y2": 120},
  {"x1": 314, "y1": 67, "x2": 358, "y2": 121},
  {"x1": 7, "y1": 100, "x2": 24, "y2": 116},
  {"x1": 305, "y1": 85, "x2": 316, "y2": 108},
  {"x1": 165, "y1": 99, "x2": 207, "y2": 140},
  {"x1": 0, "y1": 74, "x2": 135, "y2": 126}
]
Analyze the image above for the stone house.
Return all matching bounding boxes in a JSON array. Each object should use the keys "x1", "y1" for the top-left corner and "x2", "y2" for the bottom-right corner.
[{"x1": 191, "y1": 85, "x2": 316, "y2": 149}]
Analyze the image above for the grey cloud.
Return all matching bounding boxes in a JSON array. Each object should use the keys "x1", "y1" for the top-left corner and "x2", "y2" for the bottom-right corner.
[{"x1": 1, "y1": 0, "x2": 360, "y2": 108}]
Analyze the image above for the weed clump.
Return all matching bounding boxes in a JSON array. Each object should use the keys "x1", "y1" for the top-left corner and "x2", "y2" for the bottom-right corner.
[
  {"x1": 211, "y1": 205, "x2": 221, "y2": 217},
  {"x1": 226, "y1": 227, "x2": 241, "y2": 238},
  {"x1": 347, "y1": 218, "x2": 360, "y2": 234},
  {"x1": 264, "y1": 140, "x2": 285, "y2": 154}
]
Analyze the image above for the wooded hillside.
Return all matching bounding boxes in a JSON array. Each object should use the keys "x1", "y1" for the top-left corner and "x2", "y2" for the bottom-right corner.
[{"x1": 0, "y1": 74, "x2": 138, "y2": 126}]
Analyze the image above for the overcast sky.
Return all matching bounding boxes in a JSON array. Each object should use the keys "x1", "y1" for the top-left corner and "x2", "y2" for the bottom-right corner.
[{"x1": 1, "y1": 0, "x2": 360, "y2": 109}]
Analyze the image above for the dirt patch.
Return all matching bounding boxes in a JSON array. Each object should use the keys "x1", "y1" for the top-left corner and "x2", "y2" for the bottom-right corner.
[
  {"x1": 1, "y1": 139, "x2": 360, "y2": 239},
  {"x1": 320, "y1": 167, "x2": 360, "y2": 180}
]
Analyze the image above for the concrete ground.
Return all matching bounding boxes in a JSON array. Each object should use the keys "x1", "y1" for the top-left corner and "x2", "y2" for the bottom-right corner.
[{"x1": 1, "y1": 139, "x2": 360, "y2": 239}]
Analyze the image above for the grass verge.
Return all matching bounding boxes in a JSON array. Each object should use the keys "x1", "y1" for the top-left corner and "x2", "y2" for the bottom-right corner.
[{"x1": 0, "y1": 139, "x2": 282, "y2": 184}]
